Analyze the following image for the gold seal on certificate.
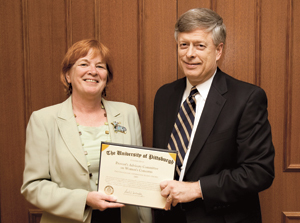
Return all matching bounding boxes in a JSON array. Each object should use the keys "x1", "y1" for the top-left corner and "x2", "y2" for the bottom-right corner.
[
  {"x1": 97, "y1": 142, "x2": 177, "y2": 209},
  {"x1": 104, "y1": 185, "x2": 114, "y2": 195}
]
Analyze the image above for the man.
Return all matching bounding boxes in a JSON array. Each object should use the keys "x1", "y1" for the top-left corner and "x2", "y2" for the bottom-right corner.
[{"x1": 153, "y1": 8, "x2": 274, "y2": 223}]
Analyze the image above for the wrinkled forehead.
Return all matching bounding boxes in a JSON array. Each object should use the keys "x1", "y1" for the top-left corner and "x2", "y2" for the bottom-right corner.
[
  {"x1": 177, "y1": 28, "x2": 213, "y2": 41},
  {"x1": 176, "y1": 26, "x2": 212, "y2": 40}
]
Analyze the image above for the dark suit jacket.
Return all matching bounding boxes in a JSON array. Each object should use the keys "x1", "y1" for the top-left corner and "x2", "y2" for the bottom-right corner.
[{"x1": 153, "y1": 68, "x2": 275, "y2": 223}]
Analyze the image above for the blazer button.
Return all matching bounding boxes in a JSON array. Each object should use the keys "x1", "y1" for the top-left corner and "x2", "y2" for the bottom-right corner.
[{"x1": 105, "y1": 130, "x2": 109, "y2": 134}]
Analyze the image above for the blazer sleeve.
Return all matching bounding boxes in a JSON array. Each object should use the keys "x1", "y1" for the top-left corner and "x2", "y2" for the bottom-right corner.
[
  {"x1": 200, "y1": 87, "x2": 275, "y2": 211},
  {"x1": 132, "y1": 106, "x2": 143, "y2": 147},
  {"x1": 21, "y1": 112, "x2": 91, "y2": 222}
]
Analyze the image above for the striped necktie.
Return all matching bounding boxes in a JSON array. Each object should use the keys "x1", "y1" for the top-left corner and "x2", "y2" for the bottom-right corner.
[{"x1": 168, "y1": 86, "x2": 199, "y2": 177}]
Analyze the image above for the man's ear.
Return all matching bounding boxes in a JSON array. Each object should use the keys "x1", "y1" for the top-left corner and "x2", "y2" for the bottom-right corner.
[{"x1": 216, "y1": 43, "x2": 224, "y2": 61}]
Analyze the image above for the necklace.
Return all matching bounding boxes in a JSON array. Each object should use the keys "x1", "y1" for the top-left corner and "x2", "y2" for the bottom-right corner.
[
  {"x1": 73, "y1": 102, "x2": 106, "y2": 118},
  {"x1": 102, "y1": 103, "x2": 107, "y2": 117},
  {"x1": 74, "y1": 102, "x2": 110, "y2": 181}
]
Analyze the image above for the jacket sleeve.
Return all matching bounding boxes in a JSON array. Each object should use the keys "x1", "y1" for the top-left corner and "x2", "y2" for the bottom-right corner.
[
  {"x1": 132, "y1": 106, "x2": 143, "y2": 147},
  {"x1": 200, "y1": 87, "x2": 275, "y2": 211},
  {"x1": 20, "y1": 111, "x2": 91, "y2": 222}
]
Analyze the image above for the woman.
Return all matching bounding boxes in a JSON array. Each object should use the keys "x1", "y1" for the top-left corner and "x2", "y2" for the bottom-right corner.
[{"x1": 21, "y1": 39, "x2": 151, "y2": 223}]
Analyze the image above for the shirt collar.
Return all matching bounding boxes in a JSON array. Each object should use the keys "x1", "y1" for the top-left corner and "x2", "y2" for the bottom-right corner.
[{"x1": 183, "y1": 69, "x2": 217, "y2": 101}]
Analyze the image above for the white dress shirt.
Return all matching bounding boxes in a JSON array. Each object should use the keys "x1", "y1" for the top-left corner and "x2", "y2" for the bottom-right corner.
[{"x1": 179, "y1": 70, "x2": 216, "y2": 182}]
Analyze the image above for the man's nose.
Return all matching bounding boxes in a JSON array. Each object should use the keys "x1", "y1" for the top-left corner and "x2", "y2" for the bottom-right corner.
[{"x1": 186, "y1": 46, "x2": 196, "y2": 58}]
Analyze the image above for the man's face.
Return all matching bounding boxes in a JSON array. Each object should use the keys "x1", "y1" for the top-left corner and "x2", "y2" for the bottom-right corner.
[{"x1": 177, "y1": 28, "x2": 223, "y2": 86}]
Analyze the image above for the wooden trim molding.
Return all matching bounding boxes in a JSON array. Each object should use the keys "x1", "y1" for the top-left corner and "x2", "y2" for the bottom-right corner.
[
  {"x1": 138, "y1": 0, "x2": 144, "y2": 113},
  {"x1": 255, "y1": 0, "x2": 262, "y2": 86},
  {"x1": 283, "y1": 0, "x2": 300, "y2": 172},
  {"x1": 211, "y1": 0, "x2": 217, "y2": 11},
  {"x1": 22, "y1": 0, "x2": 31, "y2": 124},
  {"x1": 94, "y1": 0, "x2": 100, "y2": 41},
  {"x1": 65, "y1": 0, "x2": 73, "y2": 48},
  {"x1": 282, "y1": 212, "x2": 300, "y2": 222},
  {"x1": 28, "y1": 209, "x2": 42, "y2": 223}
]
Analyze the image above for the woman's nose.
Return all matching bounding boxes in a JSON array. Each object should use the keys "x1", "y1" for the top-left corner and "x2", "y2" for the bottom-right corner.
[{"x1": 89, "y1": 65, "x2": 97, "y2": 75}]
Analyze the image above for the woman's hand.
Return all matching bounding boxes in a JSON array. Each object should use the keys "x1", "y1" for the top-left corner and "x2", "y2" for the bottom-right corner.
[{"x1": 86, "y1": 191, "x2": 125, "y2": 211}]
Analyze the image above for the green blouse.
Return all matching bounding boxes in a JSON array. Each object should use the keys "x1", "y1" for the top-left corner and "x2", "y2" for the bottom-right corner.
[{"x1": 77, "y1": 122, "x2": 111, "y2": 191}]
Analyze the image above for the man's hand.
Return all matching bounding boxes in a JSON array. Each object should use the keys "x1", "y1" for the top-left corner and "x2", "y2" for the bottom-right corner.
[
  {"x1": 160, "y1": 180, "x2": 202, "y2": 210},
  {"x1": 86, "y1": 191, "x2": 124, "y2": 211}
]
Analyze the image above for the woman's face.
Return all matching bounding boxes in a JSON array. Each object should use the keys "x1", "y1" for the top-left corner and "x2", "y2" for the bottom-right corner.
[{"x1": 66, "y1": 49, "x2": 108, "y2": 99}]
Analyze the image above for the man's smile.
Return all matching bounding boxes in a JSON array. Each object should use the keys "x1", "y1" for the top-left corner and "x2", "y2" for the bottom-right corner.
[{"x1": 182, "y1": 60, "x2": 201, "y2": 68}]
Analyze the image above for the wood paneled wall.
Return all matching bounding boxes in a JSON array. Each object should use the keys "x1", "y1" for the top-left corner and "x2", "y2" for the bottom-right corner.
[{"x1": 1, "y1": 0, "x2": 299, "y2": 222}]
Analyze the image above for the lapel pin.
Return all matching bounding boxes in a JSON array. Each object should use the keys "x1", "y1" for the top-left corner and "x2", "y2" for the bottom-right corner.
[{"x1": 111, "y1": 121, "x2": 127, "y2": 134}]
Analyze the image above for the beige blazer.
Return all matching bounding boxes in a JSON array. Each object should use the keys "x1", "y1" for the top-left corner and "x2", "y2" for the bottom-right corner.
[{"x1": 21, "y1": 97, "x2": 151, "y2": 223}]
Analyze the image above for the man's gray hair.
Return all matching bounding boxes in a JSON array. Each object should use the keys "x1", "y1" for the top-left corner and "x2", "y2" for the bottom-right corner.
[{"x1": 175, "y1": 8, "x2": 226, "y2": 46}]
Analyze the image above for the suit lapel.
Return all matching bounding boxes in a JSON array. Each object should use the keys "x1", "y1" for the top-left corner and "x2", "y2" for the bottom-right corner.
[
  {"x1": 102, "y1": 98, "x2": 125, "y2": 144},
  {"x1": 185, "y1": 70, "x2": 227, "y2": 172},
  {"x1": 56, "y1": 97, "x2": 88, "y2": 171},
  {"x1": 164, "y1": 78, "x2": 186, "y2": 147}
]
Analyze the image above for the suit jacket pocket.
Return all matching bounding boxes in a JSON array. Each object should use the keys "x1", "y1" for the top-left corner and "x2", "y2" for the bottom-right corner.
[{"x1": 205, "y1": 128, "x2": 236, "y2": 144}]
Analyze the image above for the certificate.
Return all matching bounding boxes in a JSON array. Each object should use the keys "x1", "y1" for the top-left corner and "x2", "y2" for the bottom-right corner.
[{"x1": 98, "y1": 142, "x2": 177, "y2": 209}]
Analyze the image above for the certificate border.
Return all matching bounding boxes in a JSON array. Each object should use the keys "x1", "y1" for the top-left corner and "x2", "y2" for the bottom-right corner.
[{"x1": 97, "y1": 142, "x2": 177, "y2": 209}]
